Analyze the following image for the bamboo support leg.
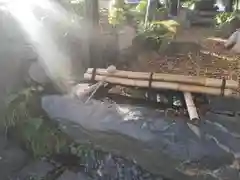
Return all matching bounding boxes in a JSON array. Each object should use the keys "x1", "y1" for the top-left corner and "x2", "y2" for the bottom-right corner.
[
  {"x1": 183, "y1": 92, "x2": 199, "y2": 121},
  {"x1": 183, "y1": 92, "x2": 202, "y2": 138}
]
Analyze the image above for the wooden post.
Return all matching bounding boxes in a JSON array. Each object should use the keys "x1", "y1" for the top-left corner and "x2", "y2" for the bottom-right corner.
[{"x1": 236, "y1": 0, "x2": 240, "y2": 10}]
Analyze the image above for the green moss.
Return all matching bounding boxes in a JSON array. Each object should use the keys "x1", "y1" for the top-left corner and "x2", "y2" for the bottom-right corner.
[
  {"x1": 2, "y1": 86, "x2": 69, "y2": 158},
  {"x1": 16, "y1": 118, "x2": 69, "y2": 157}
]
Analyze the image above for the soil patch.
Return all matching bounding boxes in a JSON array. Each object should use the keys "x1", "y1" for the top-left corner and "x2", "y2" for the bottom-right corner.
[{"x1": 120, "y1": 27, "x2": 240, "y2": 92}]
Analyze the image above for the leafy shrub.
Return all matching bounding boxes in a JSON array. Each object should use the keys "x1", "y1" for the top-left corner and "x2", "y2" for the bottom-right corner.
[
  {"x1": 215, "y1": 12, "x2": 240, "y2": 27},
  {"x1": 108, "y1": 0, "x2": 148, "y2": 26},
  {"x1": 135, "y1": 0, "x2": 148, "y2": 14},
  {"x1": 135, "y1": 20, "x2": 179, "y2": 50},
  {"x1": 181, "y1": 0, "x2": 196, "y2": 8},
  {"x1": 108, "y1": 0, "x2": 125, "y2": 26},
  {"x1": 108, "y1": 0, "x2": 178, "y2": 51},
  {"x1": 108, "y1": 6, "x2": 127, "y2": 26}
]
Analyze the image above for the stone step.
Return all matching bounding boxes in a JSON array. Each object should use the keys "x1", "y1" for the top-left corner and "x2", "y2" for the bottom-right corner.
[
  {"x1": 191, "y1": 17, "x2": 215, "y2": 25},
  {"x1": 196, "y1": 11, "x2": 218, "y2": 17}
]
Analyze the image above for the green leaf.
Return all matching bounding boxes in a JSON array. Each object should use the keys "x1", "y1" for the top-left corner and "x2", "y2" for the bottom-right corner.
[{"x1": 135, "y1": 0, "x2": 147, "y2": 13}]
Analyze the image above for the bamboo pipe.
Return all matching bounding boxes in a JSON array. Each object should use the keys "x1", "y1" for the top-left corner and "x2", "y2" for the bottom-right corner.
[
  {"x1": 86, "y1": 68, "x2": 238, "y2": 89},
  {"x1": 184, "y1": 92, "x2": 199, "y2": 121},
  {"x1": 84, "y1": 73, "x2": 235, "y2": 96}
]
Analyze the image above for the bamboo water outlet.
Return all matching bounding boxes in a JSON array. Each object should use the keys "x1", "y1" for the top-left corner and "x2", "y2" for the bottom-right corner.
[
  {"x1": 84, "y1": 73, "x2": 235, "y2": 97},
  {"x1": 86, "y1": 68, "x2": 238, "y2": 89}
]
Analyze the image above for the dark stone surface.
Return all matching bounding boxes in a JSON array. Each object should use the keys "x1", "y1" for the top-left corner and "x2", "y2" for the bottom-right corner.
[
  {"x1": 28, "y1": 61, "x2": 51, "y2": 84},
  {"x1": 0, "y1": 9, "x2": 36, "y2": 111},
  {"x1": 57, "y1": 170, "x2": 90, "y2": 180},
  {"x1": 13, "y1": 160, "x2": 55, "y2": 180},
  {"x1": 209, "y1": 96, "x2": 240, "y2": 111},
  {"x1": 42, "y1": 95, "x2": 240, "y2": 180},
  {"x1": 0, "y1": 136, "x2": 28, "y2": 180},
  {"x1": 214, "y1": 166, "x2": 240, "y2": 180},
  {"x1": 0, "y1": 11, "x2": 35, "y2": 177}
]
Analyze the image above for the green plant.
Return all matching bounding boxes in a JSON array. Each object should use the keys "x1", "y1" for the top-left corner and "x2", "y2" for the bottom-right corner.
[
  {"x1": 135, "y1": 0, "x2": 147, "y2": 13},
  {"x1": 131, "y1": 0, "x2": 149, "y2": 23},
  {"x1": 181, "y1": 0, "x2": 197, "y2": 8},
  {"x1": 108, "y1": 0, "x2": 147, "y2": 26},
  {"x1": 3, "y1": 86, "x2": 68, "y2": 158},
  {"x1": 17, "y1": 116, "x2": 68, "y2": 157},
  {"x1": 215, "y1": 12, "x2": 240, "y2": 27},
  {"x1": 108, "y1": 6, "x2": 127, "y2": 26},
  {"x1": 136, "y1": 20, "x2": 178, "y2": 48},
  {"x1": 108, "y1": 0, "x2": 129, "y2": 26},
  {"x1": 3, "y1": 87, "x2": 37, "y2": 130}
]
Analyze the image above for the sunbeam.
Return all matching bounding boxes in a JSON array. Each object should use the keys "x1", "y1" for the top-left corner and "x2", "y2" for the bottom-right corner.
[{"x1": 1, "y1": 0, "x2": 84, "y2": 92}]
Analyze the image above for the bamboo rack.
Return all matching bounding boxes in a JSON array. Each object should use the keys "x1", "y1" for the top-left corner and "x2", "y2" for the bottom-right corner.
[
  {"x1": 84, "y1": 73, "x2": 235, "y2": 97},
  {"x1": 86, "y1": 68, "x2": 238, "y2": 89}
]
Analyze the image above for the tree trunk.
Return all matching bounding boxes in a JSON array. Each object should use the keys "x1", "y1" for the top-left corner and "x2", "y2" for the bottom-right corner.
[
  {"x1": 226, "y1": 0, "x2": 234, "y2": 12},
  {"x1": 85, "y1": 0, "x2": 99, "y2": 28},
  {"x1": 84, "y1": 0, "x2": 100, "y2": 68},
  {"x1": 169, "y1": 0, "x2": 179, "y2": 16},
  {"x1": 236, "y1": 0, "x2": 240, "y2": 10}
]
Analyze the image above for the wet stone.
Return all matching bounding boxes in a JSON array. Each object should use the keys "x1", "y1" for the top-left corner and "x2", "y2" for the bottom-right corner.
[
  {"x1": 209, "y1": 96, "x2": 240, "y2": 114},
  {"x1": 42, "y1": 95, "x2": 240, "y2": 179},
  {"x1": 28, "y1": 61, "x2": 50, "y2": 84},
  {"x1": 57, "y1": 170, "x2": 90, "y2": 180},
  {"x1": 0, "y1": 138, "x2": 28, "y2": 180},
  {"x1": 214, "y1": 166, "x2": 240, "y2": 180},
  {"x1": 13, "y1": 160, "x2": 55, "y2": 180}
]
